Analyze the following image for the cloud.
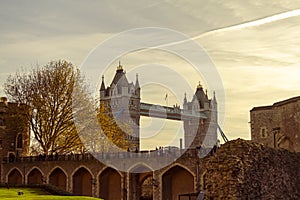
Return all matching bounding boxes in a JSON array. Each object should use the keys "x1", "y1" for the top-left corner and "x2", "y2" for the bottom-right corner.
[{"x1": 195, "y1": 14, "x2": 300, "y2": 140}]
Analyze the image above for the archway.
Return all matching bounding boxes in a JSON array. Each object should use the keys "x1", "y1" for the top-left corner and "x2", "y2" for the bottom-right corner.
[
  {"x1": 49, "y1": 167, "x2": 67, "y2": 191},
  {"x1": 99, "y1": 167, "x2": 121, "y2": 200},
  {"x1": 72, "y1": 167, "x2": 92, "y2": 196},
  {"x1": 27, "y1": 168, "x2": 43, "y2": 185},
  {"x1": 8, "y1": 168, "x2": 22, "y2": 185},
  {"x1": 129, "y1": 165, "x2": 153, "y2": 200},
  {"x1": 140, "y1": 175, "x2": 154, "y2": 200},
  {"x1": 162, "y1": 165, "x2": 194, "y2": 200}
]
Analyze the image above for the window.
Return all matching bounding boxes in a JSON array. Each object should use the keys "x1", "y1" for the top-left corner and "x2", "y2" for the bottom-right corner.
[
  {"x1": 260, "y1": 127, "x2": 267, "y2": 138},
  {"x1": 262, "y1": 129, "x2": 265, "y2": 138},
  {"x1": 129, "y1": 100, "x2": 134, "y2": 105},
  {"x1": 17, "y1": 134, "x2": 22, "y2": 148}
]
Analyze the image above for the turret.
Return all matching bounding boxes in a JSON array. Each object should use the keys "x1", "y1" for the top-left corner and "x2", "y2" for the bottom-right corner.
[
  {"x1": 100, "y1": 75, "x2": 105, "y2": 98},
  {"x1": 183, "y1": 82, "x2": 218, "y2": 149},
  {"x1": 135, "y1": 73, "x2": 140, "y2": 97},
  {"x1": 194, "y1": 81, "x2": 209, "y2": 109},
  {"x1": 183, "y1": 93, "x2": 188, "y2": 110}
]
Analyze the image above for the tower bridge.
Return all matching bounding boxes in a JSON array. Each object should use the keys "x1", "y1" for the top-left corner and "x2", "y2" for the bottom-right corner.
[{"x1": 100, "y1": 63, "x2": 218, "y2": 150}]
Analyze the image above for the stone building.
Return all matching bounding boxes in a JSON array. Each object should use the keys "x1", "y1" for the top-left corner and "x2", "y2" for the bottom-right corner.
[
  {"x1": 250, "y1": 96, "x2": 300, "y2": 152},
  {"x1": 0, "y1": 97, "x2": 30, "y2": 160}
]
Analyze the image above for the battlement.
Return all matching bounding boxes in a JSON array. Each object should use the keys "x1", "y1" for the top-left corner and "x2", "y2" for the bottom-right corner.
[{"x1": 1, "y1": 148, "x2": 213, "y2": 164}]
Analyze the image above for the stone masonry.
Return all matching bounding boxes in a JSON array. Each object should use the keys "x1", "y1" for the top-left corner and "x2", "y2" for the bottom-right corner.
[
  {"x1": 205, "y1": 139, "x2": 300, "y2": 200},
  {"x1": 250, "y1": 96, "x2": 300, "y2": 152}
]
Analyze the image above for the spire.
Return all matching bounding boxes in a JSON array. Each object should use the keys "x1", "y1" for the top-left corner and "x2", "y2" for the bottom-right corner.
[
  {"x1": 197, "y1": 81, "x2": 203, "y2": 89},
  {"x1": 135, "y1": 73, "x2": 140, "y2": 89},
  {"x1": 100, "y1": 75, "x2": 105, "y2": 91},
  {"x1": 213, "y1": 91, "x2": 217, "y2": 101},
  {"x1": 183, "y1": 92, "x2": 187, "y2": 104},
  {"x1": 117, "y1": 61, "x2": 123, "y2": 72}
]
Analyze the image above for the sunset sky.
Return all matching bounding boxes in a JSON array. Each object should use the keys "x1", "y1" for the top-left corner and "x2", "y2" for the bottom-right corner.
[{"x1": 1, "y1": 1, "x2": 300, "y2": 149}]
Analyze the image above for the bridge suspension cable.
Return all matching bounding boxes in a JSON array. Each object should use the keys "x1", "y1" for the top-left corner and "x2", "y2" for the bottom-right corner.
[{"x1": 217, "y1": 124, "x2": 229, "y2": 143}]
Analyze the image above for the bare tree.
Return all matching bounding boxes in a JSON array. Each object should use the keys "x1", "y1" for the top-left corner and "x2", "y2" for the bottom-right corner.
[{"x1": 4, "y1": 60, "x2": 86, "y2": 155}]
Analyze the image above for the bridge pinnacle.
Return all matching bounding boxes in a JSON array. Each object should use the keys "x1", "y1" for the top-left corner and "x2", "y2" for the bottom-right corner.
[
  {"x1": 135, "y1": 73, "x2": 140, "y2": 89},
  {"x1": 197, "y1": 81, "x2": 203, "y2": 89},
  {"x1": 117, "y1": 61, "x2": 123, "y2": 71},
  {"x1": 213, "y1": 91, "x2": 216, "y2": 101},
  {"x1": 100, "y1": 75, "x2": 105, "y2": 91}
]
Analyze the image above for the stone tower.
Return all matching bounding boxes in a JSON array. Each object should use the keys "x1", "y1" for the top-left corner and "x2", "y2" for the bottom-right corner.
[
  {"x1": 0, "y1": 97, "x2": 30, "y2": 161},
  {"x1": 100, "y1": 63, "x2": 140, "y2": 150},
  {"x1": 183, "y1": 82, "x2": 217, "y2": 149},
  {"x1": 250, "y1": 96, "x2": 300, "y2": 152}
]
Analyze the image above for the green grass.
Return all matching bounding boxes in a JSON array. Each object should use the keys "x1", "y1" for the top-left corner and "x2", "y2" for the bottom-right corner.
[{"x1": 0, "y1": 188, "x2": 99, "y2": 200}]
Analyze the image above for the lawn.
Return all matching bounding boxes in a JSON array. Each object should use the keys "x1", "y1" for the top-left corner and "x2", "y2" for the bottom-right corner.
[{"x1": 0, "y1": 187, "x2": 100, "y2": 200}]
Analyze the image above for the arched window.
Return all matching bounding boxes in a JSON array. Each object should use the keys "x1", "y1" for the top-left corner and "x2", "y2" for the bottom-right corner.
[{"x1": 17, "y1": 134, "x2": 22, "y2": 148}]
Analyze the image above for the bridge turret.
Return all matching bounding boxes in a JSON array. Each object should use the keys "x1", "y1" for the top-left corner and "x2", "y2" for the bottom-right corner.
[
  {"x1": 100, "y1": 63, "x2": 141, "y2": 151},
  {"x1": 183, "y1": 83, "x2": 217, "y2": 149}
]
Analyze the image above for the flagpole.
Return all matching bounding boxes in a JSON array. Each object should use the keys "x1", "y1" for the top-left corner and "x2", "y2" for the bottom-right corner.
[{"x1": 165, "y1": 92, "x2": 168, "y2": 106}]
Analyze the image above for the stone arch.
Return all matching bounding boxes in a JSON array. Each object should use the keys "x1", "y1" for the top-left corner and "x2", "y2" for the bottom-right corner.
[
  {"x1": 7, "y1": 167, "x2": 23, "y2": 185},
  {"x1": 72, "y1": 166, "x2": 93, "y2": 196},
  {"x1": 99, "y1": 167, "x2": 122, "y2": 200},
  {"x1": 49, "y1": 166, "x2": 67, "y2": 191},
  {"x1": 162, "y1": 165, "x2": 195, "y2": 200},
  {"x1": 161, "y1": 163, "x2": 195, "y2": 178},
  {"x1": 140, "y1": 175, "x2": 154, "y2": 200},
  {"x1": 27, "y1": 167, "x2": 44, "y2": 185},
  {"x1": 128, "y1": 162, "x2": 153, "y2": 173},
  {"x1": 129, "y1": 164, "x2": 154, "y2": 200}
]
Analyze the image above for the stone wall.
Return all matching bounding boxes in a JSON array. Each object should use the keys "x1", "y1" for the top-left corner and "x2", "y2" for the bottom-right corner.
[
  {"x1": 205, "y1": 139, "x2": 300, "y2": 199},
  {"x1": 250, "y1": 96, "x2": 300, "y2": 152}
]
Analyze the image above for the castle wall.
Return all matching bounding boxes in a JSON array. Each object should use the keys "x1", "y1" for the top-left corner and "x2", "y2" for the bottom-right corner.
[{"x1": 0, "y1": 149, "x2": 203, "y2": 200}]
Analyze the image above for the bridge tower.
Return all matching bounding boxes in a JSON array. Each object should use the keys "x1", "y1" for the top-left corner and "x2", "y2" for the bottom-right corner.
[
  {"x1": 100, "y1": 63, "x2": 140, "y2": 150},
  {"x1": 183, "y1": 82, "x2": 218, "y2": 149}
]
